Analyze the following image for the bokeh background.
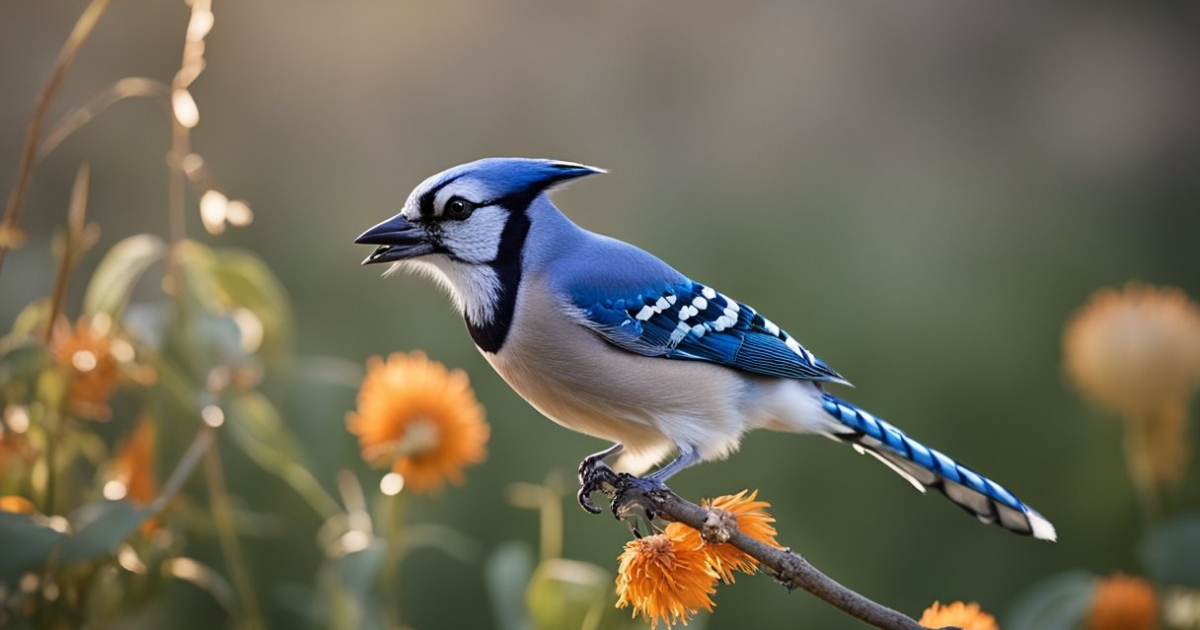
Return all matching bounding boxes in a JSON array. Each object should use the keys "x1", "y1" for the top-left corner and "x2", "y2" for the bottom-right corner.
[{"x1": 2, "y1": 1, "x2": 1199, "y2": 628}]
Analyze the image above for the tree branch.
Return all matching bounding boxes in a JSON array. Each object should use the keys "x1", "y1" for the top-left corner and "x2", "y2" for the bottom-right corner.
[{"x1": 592, "y1": 469, "x2": 960, "y2": 630}]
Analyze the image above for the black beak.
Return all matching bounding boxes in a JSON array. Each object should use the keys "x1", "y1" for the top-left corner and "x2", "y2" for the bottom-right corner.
[{"x1": 355, "y1": 215, "x2": 434, "y2": 265}]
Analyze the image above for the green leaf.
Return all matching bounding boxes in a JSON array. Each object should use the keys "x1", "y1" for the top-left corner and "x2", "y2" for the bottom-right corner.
[
  {"x1": 162, "y1": 556, "x2": 238, "y2": 616},
  {"x1": 194, "y1": 311, "x2": 247, "y2": 365},
  {"x1": 11, "y1": 298, "x2": 51, "y2": 337},
  {"x1": 0, "y1": 501, "x2": 157, "y2": 583},
  {"x1": 486, "y1": 542, "x2": 535, "y2": 630},
  {"x1": 320, "y1": 540, "x2": 387, "y2": 630},
  {"x1": 335, "y1": 539, "x2": 386, "y2": 599},
  {"x1": 174, "y1": 239, "x2": 223, "y2": 309},
  {"x1": 0, "y1": 431, "x2": 209, "y2": 584},
  {"x1": 209, "y1": 249, "x2": 291, "y2": 356},
  {"x1": 1006, "y1": 570, "x2": 1097, "y2": 630},
  {"x1": 173, "y1": 242, "x2": 291, "y2": 357},
  {"x1": 0, "y1": 512, "x2": 66, "y2": 584},
  {"x1": 1141, "y1": 515, "x2": 1200, "y2": 587},
  {"x1": 82, "y1": 234, "x2": 167, "y2": 317},
  {"x1": 58, "y1": 500, "x2": 154, "y2": 565},
  {"x1": 0, "y1": 335, "x2": 49, "y2": 385},
  {"x1": 226, "y1": 392, "x2": 341, "y2": 519},
  {"x1": 526, "y1": 558, "x2": 612, "y2": 630}
]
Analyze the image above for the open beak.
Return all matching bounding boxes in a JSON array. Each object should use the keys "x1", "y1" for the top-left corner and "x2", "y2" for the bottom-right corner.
[{"x1": 355, "y1": 215, "x2": 434, "y2": 265}]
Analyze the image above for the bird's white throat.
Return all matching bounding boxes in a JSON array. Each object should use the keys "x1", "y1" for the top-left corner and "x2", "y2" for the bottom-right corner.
[{"x1": 388, "y1": 257, "x2": 502, "y2": 326}]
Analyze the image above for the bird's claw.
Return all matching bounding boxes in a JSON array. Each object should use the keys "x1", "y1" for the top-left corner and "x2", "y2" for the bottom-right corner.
[
  {"x1": 577, "y1": 456, "x2": 671, "y2": 521},
  {"x1": 577, "y1": 457, "x2": 618, "y2": 515},
  {"x1": 611, "y1": 474, "x2": 667, "y2": 522}
]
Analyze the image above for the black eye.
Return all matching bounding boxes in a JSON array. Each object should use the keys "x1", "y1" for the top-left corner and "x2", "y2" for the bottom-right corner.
[{"x1": 444, "y1": 198, "x2": 475, "y2": 220}]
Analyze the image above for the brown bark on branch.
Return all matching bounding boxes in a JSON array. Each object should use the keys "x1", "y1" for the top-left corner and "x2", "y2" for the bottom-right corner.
[{"x1": 593, "y1": 470, "x2": 961, "y2": 630}]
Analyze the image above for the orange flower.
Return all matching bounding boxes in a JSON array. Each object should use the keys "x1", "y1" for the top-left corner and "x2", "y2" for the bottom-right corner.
[
  {"x1": 110, "y1": 418, "x2": 159, "y2": 534},
  {"x1": 111, "y1": 419, "x2": 158, "y2": 506},
  {"x1": 665, "y1": 490, "x2": 782, "y2": 583},
  {"x1": 51, "y1": 315, "x2": 122, "y2": 420},
  {"x1": 616, "y1": 532, "x2": 718, "y2": 628},
  {"x1": 1064, "y1": 283, "x2": 1200, "y2": 483},
  {"x1": 0, "y1": 495, "x2": 36, "y2": 514},
  {"x1": 918, "y1": 601, "x2": 999, "y2": 630},
  {"x1": 1086, "y1": 574, "x2": 1159, "y2": 630},
  {"x1": 346, "y1": 351, "x2": 488, "y2": 494}
]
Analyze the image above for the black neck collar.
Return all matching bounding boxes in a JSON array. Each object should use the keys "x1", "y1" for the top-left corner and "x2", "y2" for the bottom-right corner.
[{"x1": 464, "y1": 192, "x2": 536, "y2": 353}]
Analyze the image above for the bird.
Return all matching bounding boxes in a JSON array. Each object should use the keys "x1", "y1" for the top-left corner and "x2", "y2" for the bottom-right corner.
[{"x1": 355, "y1": 157, "x2": 1056, "y2": 541}]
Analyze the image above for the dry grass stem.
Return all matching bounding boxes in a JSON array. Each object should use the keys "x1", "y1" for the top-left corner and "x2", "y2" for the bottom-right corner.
[
  {"x1": 0, "y1": 0, "x2": 113, "y2": 279},
  {"x1": 39, "y1": 78, "x2": 172, "y2": 159},
  {"x1": 43, "y1": 163, "x2": 90, "y2": 343}
]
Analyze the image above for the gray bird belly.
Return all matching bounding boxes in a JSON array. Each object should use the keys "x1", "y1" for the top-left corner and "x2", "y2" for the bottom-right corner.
[{"x1": 481, "y1": 280, "x2": 749, "y2": 460}]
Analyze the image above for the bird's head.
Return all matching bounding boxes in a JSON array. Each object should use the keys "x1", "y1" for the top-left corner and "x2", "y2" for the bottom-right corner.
[{"x1": 355, "y1": 157, "x2": 603, "y2": 267}]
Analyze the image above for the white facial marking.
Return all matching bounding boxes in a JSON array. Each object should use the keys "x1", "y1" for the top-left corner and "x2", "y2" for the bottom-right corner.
[
  {"x1": 433, "y1": 180, "x2": 492, "y2": 217},
  {"x1": 437, "y1": 205, "x2": 507, "y2": 264}
]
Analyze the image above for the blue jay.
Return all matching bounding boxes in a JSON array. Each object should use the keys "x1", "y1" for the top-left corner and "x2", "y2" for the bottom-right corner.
[{"x1": 356, "y1": 157, "x2": 1056, "y2": 541}]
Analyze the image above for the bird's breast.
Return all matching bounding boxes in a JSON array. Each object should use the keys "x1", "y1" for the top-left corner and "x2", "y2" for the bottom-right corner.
[{"x1": 479, "y1": 275, "x2": 748, "y2": 455}]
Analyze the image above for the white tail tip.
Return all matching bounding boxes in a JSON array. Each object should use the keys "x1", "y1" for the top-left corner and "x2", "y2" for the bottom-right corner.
[{"x1": 1028, "y1": 509, "x2": 1057, "y2": 542}]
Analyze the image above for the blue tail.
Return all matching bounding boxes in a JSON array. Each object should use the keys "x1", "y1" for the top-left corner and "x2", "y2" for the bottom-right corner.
[{"x1": 821, "y1": 393, "x2": 1056, "y2": 541}]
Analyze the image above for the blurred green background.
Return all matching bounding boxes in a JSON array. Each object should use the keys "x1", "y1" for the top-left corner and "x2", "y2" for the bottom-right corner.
[{"x1": 2, "y1": 1, "x2": 1198, "y2": 628}]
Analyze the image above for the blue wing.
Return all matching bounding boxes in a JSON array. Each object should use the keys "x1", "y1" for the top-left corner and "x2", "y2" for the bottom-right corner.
[{"x1": 567, "y1": 279, "x2": 849, "y2": 384}]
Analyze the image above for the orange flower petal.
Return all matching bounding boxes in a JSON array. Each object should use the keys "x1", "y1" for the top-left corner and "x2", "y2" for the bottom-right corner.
[
  {"x1": 346, "y1": 351, "x2": 489, "y2": 494},
  {"x1": 918, "y1": 601, "x2": 999, "y2": 630},
  {"x1": 112, "y1": 418, "x2": 158, "y2": 506},
  {"x1": 1064, "y1": 283, "x2": 1200, "y2": 483},
  {"x1": 1065, "y1": 283, "x2": 1200, "y2": 415},
  {"x1": 616, "y1": 533, "x2": 718, "y2": 629},
  {"x1": 0, "y1": 495, "x2": 37, "y2": 514},
  {"x1": 1086, "y1": 574, "x2": 1158, "y2": 630},
  {"x1": 51, "y1": 315, "x2": 123, "y2": 421},
  {"x1": 666, "y1": 490, "x2": 782, "y2": 583}
]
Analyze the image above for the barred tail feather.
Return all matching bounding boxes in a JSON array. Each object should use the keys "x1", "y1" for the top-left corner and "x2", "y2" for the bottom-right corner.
[{"x1": 820, "y1": 393, "x2": 1056, "y2": 541}]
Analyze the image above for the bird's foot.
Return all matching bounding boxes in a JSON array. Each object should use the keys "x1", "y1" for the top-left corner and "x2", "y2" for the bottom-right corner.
[
  {"x1": 577, "y1": 454, "x2": 672, "y2": 522},
  {"x1": 610, "y1": 474, "x2": 668, "y2": 523},
  {"x1": 577, "y1": 457, "x2": 620, "y2": 515}
]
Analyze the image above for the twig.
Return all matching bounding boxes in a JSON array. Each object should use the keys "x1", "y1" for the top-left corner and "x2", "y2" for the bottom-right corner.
[
  {"x1": 594, "y1": 470, "x2": 959, "y2": 630},
  {"x1": 38, "y1": 77, "x2": 172, "y2": 160},
  {"x1": 0, "y1": 0, "x2": 113, "y2": 279},
  {"x1": 43, "y1": 163, "x2": 90, "y2": 342},
  {"x1": 41, "y1": 163, "x2": 90, "y2": 517},
  {"x1": 204, "y1": 430, "x2": 267, "y2": 630}
]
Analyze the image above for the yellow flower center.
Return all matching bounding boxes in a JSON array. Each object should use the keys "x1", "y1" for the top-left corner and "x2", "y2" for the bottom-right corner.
[
  {"x1": 402, "y1": 419, "x2": 440, "y2": 455},
  {"x1": 362, "y1": 417, "x2": 441, "y2": 467}
]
